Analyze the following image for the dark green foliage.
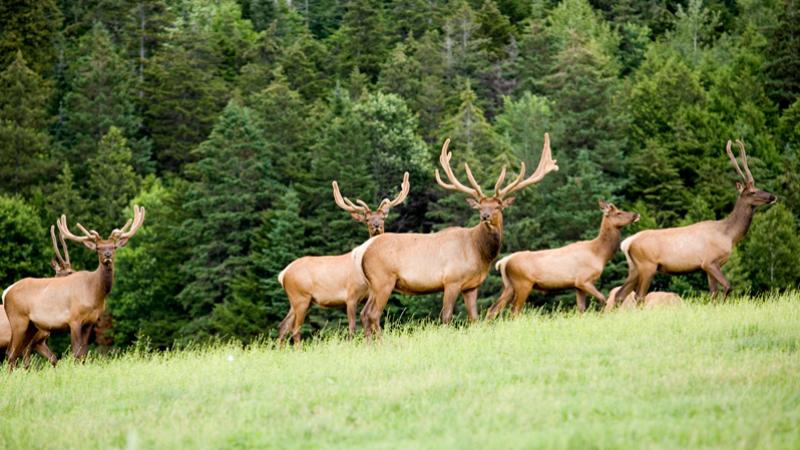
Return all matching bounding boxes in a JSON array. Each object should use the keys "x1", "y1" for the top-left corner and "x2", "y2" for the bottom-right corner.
[
  {"x1": 176, "y1": 101, "x2": 278, "y2": 338},
  {"x1": 0, "y1": 0, "x2": 62, "y2": 76},
  {"x1": 0, "y1": 196, "x2": 49, "y2": 287},
  {"x1": 87, "y1": 127, "x2": 140, "y2": 232},
  {"x1": 330, "y1": 0, "x2": 390, "y2": 80},
  {"x1": 0, "y1": 51, "x2": 54, "y2": 195},
  {"x1": 765, "y1": 0, "x2": 800, "y2": 109}
]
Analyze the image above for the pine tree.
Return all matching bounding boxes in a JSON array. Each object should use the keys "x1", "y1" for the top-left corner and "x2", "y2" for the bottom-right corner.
[
  {"x1": 330, "y1": 0, "x2": 390, "y2": 80},
  {"x1": 476, "y1": 0, "x2": 514, "y2": 59},
  {"x1": 59, "y1": 23, "x2": 150, "y2": 176},
  {"x1": 765, "y1": 0, "x2": 800, "y2": 109},
  {"x1": 0, "y1": 51, "x2": 53, "y2": 195},
  {"x1": 378, "y1": 42, "x2": 423, "y2": 106},
  {"x1": 0, "y1": 0, "x2": 62, "y2": 76},
  {"x1": 87, "y1": 127, "x2": 140, "y2": 232},
  {"x1": 0, "y1": 195, "x2": 49, "y2": 287},
  {"x1": 143, "y1": 17, "x2": 229, "y2": 172},
  {"x1": 176, "y1": 101, "x2": 278, "y2": 335}
]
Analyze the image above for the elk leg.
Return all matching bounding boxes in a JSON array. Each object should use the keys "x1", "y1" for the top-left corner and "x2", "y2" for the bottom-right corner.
[
  {"x1": 290, "y1": 302, "x2": 310, "y2": 347},
  {"x1": 510, "y1": 281, "x2": 534, "y2": 315},
  {"x1": 486, "y1": 284, "x2": 514, "y2": 320},
  {"x1": 366, "y1": 283, "x2": 395, "y2": 338},
  {"x1": 360, "y1": 297, "x2": 374, "y2": 336},
  {"x1": 32, "y1": 340, "x2": 58, "y2": 367},
  {"x1": 703, "y1": 263, "x2": 731, "y2": 299},
  {"x1": 78, "y1": 323, "x2": 94, "y2": 359},
  {"x1": 707, "y1": 272, "x2": 719, "y2": 296},
  {"x1": 635, "y1": 264, "x2": 657, "y2": 303},
  {"x1": 277, "y1": 308, "x2": 295, "y2": 345},
  {"x1": 462, "y1": 288, "x2": 479, "y2": 322},
  {"x1": 440, "y1": 285, "x2": 461, "y2": 324},
  {"x1": 69, "y1": 322, "x2": 83, "y2": 359},
  {"x1": 577, "y1": 282, "x2": 606, "y2": 312},
  {"x1": 575, "y1": 290, "x2": 587, "y2": 313},
  {"x1": 346, "y1": 300, "x2": 357, "y2": 339},
  {"x1": 7, "y1": 322, "x2": 37, "y2": 371}
]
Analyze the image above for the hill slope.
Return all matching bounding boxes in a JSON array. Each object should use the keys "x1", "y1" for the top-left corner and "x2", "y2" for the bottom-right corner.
[{"x1": 2, "y1": 295, "x2": 799, "y2": 449}]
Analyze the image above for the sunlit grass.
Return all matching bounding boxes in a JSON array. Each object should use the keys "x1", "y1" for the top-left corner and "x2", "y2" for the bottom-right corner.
[{"x1": 1, "y1": 293, "x2": 799, "y2": 449}]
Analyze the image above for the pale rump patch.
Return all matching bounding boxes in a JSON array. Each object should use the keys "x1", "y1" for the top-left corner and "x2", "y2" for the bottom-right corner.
[
  {"x1": 277, "y1": 260, "x2": 298, "y2": 287},
  {"x1": 2, "y1": 281, "x2": 20, "y2": 303}
]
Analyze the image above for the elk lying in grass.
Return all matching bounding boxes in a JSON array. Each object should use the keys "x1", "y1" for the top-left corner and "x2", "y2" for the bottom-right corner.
[
  {"x1": 357, "y1": 134, "x2": 558, "y2": 336},
  {"x1": 605, "y1": 286, "x2": 682, "y2": 311},
  {"x1": 0, "y1": 226, "x2": 75, "y2": 367},
  {"x1": 486, "y1": 200, "x2": 639, "y2": 318},
  {"x1": 616, "y1": 140, "x2": 776, "y2": 304},
  {"x1": 277, "y1": 173, "x2": 410, "y2": 345},
  {"x1": 3, "y1": 206, "x2": 144, "y2": 369}
]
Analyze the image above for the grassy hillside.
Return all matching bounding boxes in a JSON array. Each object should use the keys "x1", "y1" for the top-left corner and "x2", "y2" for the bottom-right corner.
[{"x1": 2, "y1": 294, "x2": 799, "y2": 449}]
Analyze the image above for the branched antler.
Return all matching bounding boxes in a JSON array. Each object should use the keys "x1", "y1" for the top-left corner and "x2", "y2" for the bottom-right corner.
[{"x1": 378, "y1": 172, "x2": 410, "y2": 213}]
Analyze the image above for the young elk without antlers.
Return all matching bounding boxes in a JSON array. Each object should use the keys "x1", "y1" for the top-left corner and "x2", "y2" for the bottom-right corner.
[
  {"x1": 277, "y1": 173, "x2": 410, "y2": 345},
  {"x1": 613, "y1": 140, "x2": 776, "y2": 306},
  {"x1": 356, "y1": 134, "x2": 558, "y2": 337},
  {"x1": 486, "y1": 200, "x2": 639, "y2": 318},
  {"x1": 3, "y1": 206, "x2": 144, "y2": 369},
  {"x1": 606, "y1": 286, "x2": 682, "y2": 311},
  {"x1": 1, "y1": 226, "x2": 76, "y2": 367}
]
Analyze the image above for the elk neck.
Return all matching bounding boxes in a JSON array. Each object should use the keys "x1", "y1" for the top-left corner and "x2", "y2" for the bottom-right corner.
[
  {"x1": 93, "y1": 260, "x2": 115, "y2": 296},
  {"x1": 472, "y1": 215, "x2": 503, "y2": 264},
  {"x1": 722, "y1": 195, "x2": 755, "y2": 244},
  {"x1": 591, "y1": 215, "x2": 622, "y2": 262}
]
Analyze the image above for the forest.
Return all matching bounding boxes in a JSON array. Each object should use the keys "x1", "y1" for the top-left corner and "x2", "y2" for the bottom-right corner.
[{"x1": 0, "y1": 0, "x2": 798, "y2": 349}]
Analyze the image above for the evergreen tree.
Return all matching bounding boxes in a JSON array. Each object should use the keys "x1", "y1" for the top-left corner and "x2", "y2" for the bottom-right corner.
[
  {"x1": 0, "y1": 195, "x2": 49, "y2": 287},
  {"x1": 59, "y1": 23, "x2": 150, "y2": 176},
  {"x1": 765, "y1": 0, "x2": 800, "y2": 109},
  {"x1": 476, "y1": 0, "x2": 514, "y2": 59},
  {"x1": 378, "y1": 42, "x2": 423, "y2": 106},
  {"x1": 87, "y1": 127, "x2": 140, "y2": 232},
  {"x1": 0, "y1": 0, "x2": 62, "y2": 76},
  {"x1": 44, "y1": 162, "x2": 88, "y2": 227},
  {"x1": 143, "y1": 17, "x2": 229, "y2": 172},
  {"x1": 0, "y1": 51, "x2": 53, "y2": 195},
  {"x1": 176, "y1": 101, "x2": 278, "y2": 336},
  {"x1": 329, "y1": 0, "x2": 390, "y2": 80}
]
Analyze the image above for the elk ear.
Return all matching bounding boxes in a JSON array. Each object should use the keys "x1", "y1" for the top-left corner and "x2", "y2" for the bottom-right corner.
[
  {"x1": 83, "y1": 240, "x2": 97, "y2": 251},
  {"x1": 114, "y1": 237, "x2": 131, "y2": 249},
  {"x1": 735, "y1": 181, "x2": 745, "y2": 193},
  {"x1": 598, "y1": 199, "x2": 609, "y2": 211},
  {"x1": 502, "y1": 196, "x2": 516, "y2": 207},
  {"x1": 466, "y1": 198, "x2": 480, "y2": 208}
]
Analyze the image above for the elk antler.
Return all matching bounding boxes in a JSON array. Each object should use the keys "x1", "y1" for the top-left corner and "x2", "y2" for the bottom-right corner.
[
  {"x1": 496, "y1": 132, "x2": 559, "y2": 198},
  {"x1": 57, "y1": 215, "x2": 98, "y2": 250},
  {"x1": 50, "y1": 225, "x2": 71, "y2": 270},
  {"x1": 378, "y1": 172, "x2": 410, "y2": 213},
  {"x1": 735, "y1": 139, "x2": 754, "y2": 185},
  {"x1": 435, "y1": 139, "x2": 482, "y2": 200},
  {"x1": 111, "y1": 205, "x2": 145, "y2": 244},
  {"x1": 725, "y1": 140, "x2": 747, "y2": 184},
  {"x1": 332, "y1": 181, "x2": 371, "y2": 215}
]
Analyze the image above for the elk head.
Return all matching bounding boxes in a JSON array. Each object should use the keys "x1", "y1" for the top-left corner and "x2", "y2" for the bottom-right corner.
[
  {"x1": 57, "y1": 205, "x2": 146, "y2": 268},
  {"x1": 435, "y1": 133, "x2": 559, "y2": 229},
  {"x1": 49, "y1": 224, "x2": 74, "y2": 276},
  {"x1": 332, "y1": 172, "x2": 410, "y2": 237},
  {"x1": 598, "y1": 200, "x2": 640, "y2": 228},
  {"x1": 726, "y1": 140, "x2": 776, "y2": 206}
]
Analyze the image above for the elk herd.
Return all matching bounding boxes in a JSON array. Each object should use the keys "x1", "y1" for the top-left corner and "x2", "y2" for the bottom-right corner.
[{"x1": 0, "y1": 134, "x2": 778, "y2": 365}]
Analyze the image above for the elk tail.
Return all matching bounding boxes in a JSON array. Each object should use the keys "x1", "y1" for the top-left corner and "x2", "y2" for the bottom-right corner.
[
  {"x1": 620, "y1": 234, "x2": 638, "y2": 272},
  {"x1": 2, "y1": 281, "x2": 19, "y2": 303},
  {"x1": 277, "y1": 260, "x2": 298, "y2": 288},
  {"x1": 352, "y1": 236, "x2": 378, "y2": 286},
  {"x1": 495, "y1": 254, "x2": 514, "y2": 289}
]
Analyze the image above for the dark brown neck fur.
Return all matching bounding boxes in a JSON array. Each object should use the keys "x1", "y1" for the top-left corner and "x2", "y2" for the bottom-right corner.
[
  {"x1": 591, "y1": 216, "x2": 622, "y2": 263},
  {"x1": 473, "y1": 217, "x2": 503, "y2": 264},
  {"x1": 723, "y1": 195, "x2": 755, "y2": 244},
  {"x1": 95, "y1": 262, "x2": 114, "y2": 296}
]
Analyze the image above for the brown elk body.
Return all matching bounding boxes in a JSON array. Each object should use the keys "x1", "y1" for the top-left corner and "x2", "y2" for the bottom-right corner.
[
  {"x1": 277, "y1": 174, "x2": 409, "y2": 345},
  {"x1": 486, "y1": 201, "x2": 639, "y2": 318},
  {"x1": 616, "y1": 141, "x2": 776, "y2": 303},
  {"x1": 1, "y1": 225, "x2": 76, "y2": 367},
  {"x1": 3, "y1": 206, "x2": 144, "y2": 369},
  {"x1": 606, "y1": 286, "x2": 682, "y2": 310},
  {"x1": 357, "y1": 134, "x2": 558, "y2": 336}
]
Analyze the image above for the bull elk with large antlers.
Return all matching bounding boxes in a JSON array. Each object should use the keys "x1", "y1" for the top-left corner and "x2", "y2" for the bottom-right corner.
[
  {"x1": 3, "y1": 206, "x2": 145, "y2": 368},
  {"x1": 356, "y1": 134, "x2": 558, "y2": 337},
  {"x1": 1, "y1": 225, "x2": 76, "y2": 367},
  {"x1": 277, "y1": 173, "x2": 410, "y2": 344},
  {"x1": 614, "y1": 140, "x2": 776, "y2": 304},
  {"x1": 486, "y1": 200, "x2": 639, "y2": 318}
]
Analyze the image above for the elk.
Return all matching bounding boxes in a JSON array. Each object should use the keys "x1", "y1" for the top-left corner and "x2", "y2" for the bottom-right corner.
[
  {"x1": 616, "y1": 140, "x2": 776, "y2": 303},
  {"x1": 486, "y1": 200, "x2": 639, "y2": 318},
  {"x1": 605, "y1": 286, "x2": 682, "y2": 311},
  {"x1": 3, "y1": 206, "x2": 145, "y2": 369},
  {"x1": 0, "y1": 225, "x2": 75, "y2": 368},
  {"x1": 277, "y1": 173, "x2": 410, "y2": 345},
  {"x1": 356, "y1": 134, "x2": 558, "y2": 337}
]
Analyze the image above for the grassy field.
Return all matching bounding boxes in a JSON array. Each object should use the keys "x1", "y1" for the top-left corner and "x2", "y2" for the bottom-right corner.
[{"x1": 1, "y1": 294, "x2": 799, "y2": 449}]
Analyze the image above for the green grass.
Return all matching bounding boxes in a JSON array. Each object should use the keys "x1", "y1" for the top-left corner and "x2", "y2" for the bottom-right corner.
[{"x1": 2, "y1": 294, "x2": 799, "y2": 449}]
